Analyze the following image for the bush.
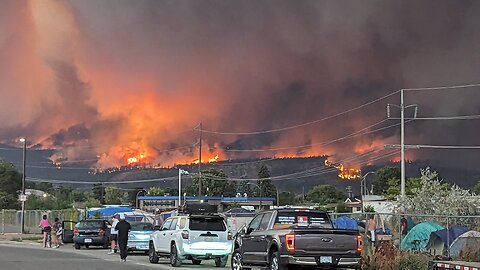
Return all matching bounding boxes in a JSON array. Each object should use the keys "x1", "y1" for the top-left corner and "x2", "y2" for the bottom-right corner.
[
  {"x1": 395, "y1": 253, "x2": 429, "y2": 270},
  {"x1": 362, "y1": 241, "x2": 430, "y2": 270}
]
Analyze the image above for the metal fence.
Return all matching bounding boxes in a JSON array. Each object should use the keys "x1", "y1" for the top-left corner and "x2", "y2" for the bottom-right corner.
[
  {"x1": 329, "y1": 212, "x2": 480, "y2": 260},
  {"x1": 0, "y1": 209, "x2": 83, "y2": 234}
]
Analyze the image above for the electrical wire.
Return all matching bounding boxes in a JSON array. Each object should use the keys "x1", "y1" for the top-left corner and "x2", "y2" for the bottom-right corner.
[
  {"x1": 195, "y1": 90, "x2": 399, "y2": 135},
  {"x1": 403, "y1": 82, "x2": 480, "y2": 92}
]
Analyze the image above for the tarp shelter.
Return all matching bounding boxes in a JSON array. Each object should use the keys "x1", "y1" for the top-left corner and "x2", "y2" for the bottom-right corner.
[
  {"x1": 449, "y1": 230, "x2": 480, "y2": 259},
  {"x1": 401, "y1": 222, "x2": 443, "y2": 251},
  {"x1": 426, "y1": 226, "x2": 468, "y2": 256},
  {"x1": 333, "y1": 216, "x2": 359, "y2": 230},
  {"x1": 87, "y1": 207, "x2": 133, "y2": 218}
]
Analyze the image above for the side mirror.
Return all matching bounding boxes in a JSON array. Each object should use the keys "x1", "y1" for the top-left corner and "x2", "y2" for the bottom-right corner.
[
  {"x1": 246, "y1": 227, "x2": 254, "y2": 235},
  {"x1": 153, "y1": 225, "x2": 161, "y2": 231}
]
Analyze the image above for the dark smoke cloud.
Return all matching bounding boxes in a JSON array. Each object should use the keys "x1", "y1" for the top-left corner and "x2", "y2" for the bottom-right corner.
[{"x1": 0, "y1": 0, "x2": 479, "y2": 169}]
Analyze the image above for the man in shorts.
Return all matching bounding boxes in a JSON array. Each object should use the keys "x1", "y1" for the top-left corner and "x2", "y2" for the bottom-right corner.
[{"x1": 108, "y1": 214, "x2": 119, "y2": 254}]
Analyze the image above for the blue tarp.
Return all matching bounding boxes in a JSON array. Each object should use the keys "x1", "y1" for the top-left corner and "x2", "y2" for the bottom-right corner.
[
  {"x1": 333, "y1": 216, "x2": 358, "y2": 230},
  {"x1": 431, "y1": 226, "x2": 468, "y2": 248},
  {"x1": 87, "y1": 207, "x2": 133, "y2": 218}
]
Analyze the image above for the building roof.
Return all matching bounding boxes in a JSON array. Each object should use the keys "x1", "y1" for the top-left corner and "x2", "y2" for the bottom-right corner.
[{"x1": 138, "y1": 195, "x2": 275, "y2": 201}]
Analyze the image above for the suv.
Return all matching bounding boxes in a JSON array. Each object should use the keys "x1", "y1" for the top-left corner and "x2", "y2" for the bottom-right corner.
[
  {"x1": 73, "y1": 219, "x2": 111, "y2": 249},
  {"x1": 149, "y1": 214, "x2": 233, "y2": 267}
]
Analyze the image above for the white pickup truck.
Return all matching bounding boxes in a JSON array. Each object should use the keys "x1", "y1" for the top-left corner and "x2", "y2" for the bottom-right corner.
[{"x1": 149, "y1": 214, "x2": 234, "y2": 267}]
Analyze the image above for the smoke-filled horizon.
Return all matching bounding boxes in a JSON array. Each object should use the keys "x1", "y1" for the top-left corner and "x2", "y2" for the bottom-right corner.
[{"x1": 1, "y1": 0, "x2": 480, "y2": 169}]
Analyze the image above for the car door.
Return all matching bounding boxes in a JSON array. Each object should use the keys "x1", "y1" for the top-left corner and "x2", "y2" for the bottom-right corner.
[
  {"x1": 62, "y1": 220, "x2": 76, "y2": 243},
  {"x1": 241, "y1": 213, "x2": 264, "y2": 263},
  {"x1": 250, "y1": 211, "x2": 273, "y2": 264},
  {"x1": 156, "y1": 218, "x2": 173, "y2": 253}
]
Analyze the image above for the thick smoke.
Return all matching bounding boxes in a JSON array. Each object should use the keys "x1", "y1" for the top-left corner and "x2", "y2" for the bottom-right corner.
[{"x1": 0, "y1": 0, "x2": 480, "y2": 168}]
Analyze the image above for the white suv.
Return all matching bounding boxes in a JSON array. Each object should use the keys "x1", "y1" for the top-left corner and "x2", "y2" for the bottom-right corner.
[{"x1": 149, "y1": 214, "x2": 233, "y2": 267}]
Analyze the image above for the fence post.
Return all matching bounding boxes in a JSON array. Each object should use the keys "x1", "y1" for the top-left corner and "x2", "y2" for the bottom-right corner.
[
  {"x1": 446, "y1": 215, "x2": 450, "y2": 258},
  {"x1": 1, "y1": 209, "x2": 4, "y2": 235}
]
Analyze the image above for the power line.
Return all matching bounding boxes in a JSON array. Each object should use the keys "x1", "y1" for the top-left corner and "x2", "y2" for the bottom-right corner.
[
  {"x1": 407, "y1": 144, "x2": 480, "y2": 149},
  {"x1": 25, "y1": 175, "x2": 185, "y2": 184},
  {"x1": 195, "y1": 90, "x2": 399, "y2": 135},
  {"x1": 390, "y1": 114, "x2": 480, "y2": 120},
  {"x1": 403, "y1": 82, "x2": 480, "y2": 92}
]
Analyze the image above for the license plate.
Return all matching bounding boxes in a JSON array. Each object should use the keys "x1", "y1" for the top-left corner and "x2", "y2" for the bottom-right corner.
[
  {"x1": 320, "y1": 256, "x2": 332, "y2": 264},
  {"x1": 137, "y1": 245, "x2": 148, "y2": 249},
  {"x1": 84, "y1": 239, "x2": 92, "y2": 243},
  {"x1": 202, "y1": 236, "x2": 215, "y2": 241}
]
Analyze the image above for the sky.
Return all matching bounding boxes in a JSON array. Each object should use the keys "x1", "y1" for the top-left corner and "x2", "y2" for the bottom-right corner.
[{"x1": 0, "y1": 0, "x2": 479, "y2": 169}]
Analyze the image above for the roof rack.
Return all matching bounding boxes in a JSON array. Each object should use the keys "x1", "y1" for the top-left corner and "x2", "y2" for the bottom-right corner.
[{"x1": 180, "y1": 202, "x2": 218, "y2": 215}]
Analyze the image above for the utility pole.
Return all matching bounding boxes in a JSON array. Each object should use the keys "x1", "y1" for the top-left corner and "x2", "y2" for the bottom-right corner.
[
  {"x1": 19, "y1": 138, "x2": 26, "y2": 236},
  {"x1": 400, "y1": 89, "x2": 406, "y2": 198},
  {"x1": 198, "y1": 123, "x2": 202, "y2": 196}
]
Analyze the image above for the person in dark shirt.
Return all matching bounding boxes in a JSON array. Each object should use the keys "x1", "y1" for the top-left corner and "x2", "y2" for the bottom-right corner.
[{"x1": 115, "y1": 214, "x2": 131, "y2": 262}]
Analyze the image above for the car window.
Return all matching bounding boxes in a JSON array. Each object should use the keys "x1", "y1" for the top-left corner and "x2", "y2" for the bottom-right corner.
[
  {"x1": 162, "y1": 218, "x2": 173, "y2": 230},
  {"x1": 259, "y1": 212, "x2": 273, "y2": 231},
  {"x1": 189, "y1": 217, "x2": 226, "y2": 231},
  {"x1": 77, "y1": 220, "x2": 104, "y2": 229},
  {"x1": 248, "y1": 214, "x2": 264, "y2": 231},
  {"x1": 179, "y1": 218, "x2": 186, "y2": 229},
  {"x1": 131, "y1": 223, "x2": 154, "y2": 231},
  {"x1": 274, "y1": 211, "x2": 333, "y2": 229},
  {"x1": 170, "y1": 218, "x2": 178, "y2": 230}
]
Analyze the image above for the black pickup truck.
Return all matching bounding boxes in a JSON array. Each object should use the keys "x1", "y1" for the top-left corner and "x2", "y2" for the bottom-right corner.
[{"x1": 232, "y1": 208, "x2": 362, "y2": 270}]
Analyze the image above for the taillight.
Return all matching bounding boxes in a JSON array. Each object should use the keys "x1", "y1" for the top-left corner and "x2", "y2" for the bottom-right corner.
[
  {"x1": 228, "y1": 232, "x2": 233, "y2": 240},
  {"x1": 285, "y1": 234, "x2": 295, "y2": 252},
  {"x1": 356, "y1": 234, "x2": 362, "y2": 253},
  {"x1": 181, "y1": 230, "x2": 189, "y2": 240},
  {"x1": 99, "y1": 228, "x2": 105, "y2": 236},
  {"x1": 74, "y1": 228, "x2": 79, "y2": 236}
]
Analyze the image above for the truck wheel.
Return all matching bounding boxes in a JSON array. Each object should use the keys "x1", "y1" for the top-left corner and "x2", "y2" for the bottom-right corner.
[
  {"x1": 192, "y1": 259, "x2": 202, "y2": 265},
  {"x1": 215, "y1": 256, "x2": 228, "y2": 267},
  {"x1": 149, "y1": 242, "x2": 159, "y2": 264},
  {"x1": 270, "y1": 252, "x2": 285, "y2": 270},
  {"x1": 170, "y1": 243, "x2": 182, "y2": 267},
  {"x1": 74, "y1": 243, "x2": 81, "y2": 250},
  {"x1": 231, "y1": 249, "x2": 243, "y2": 270}
]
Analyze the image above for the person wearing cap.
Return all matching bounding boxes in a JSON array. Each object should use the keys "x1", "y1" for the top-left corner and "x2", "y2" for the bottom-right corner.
[
  {"x1": 108, "y1": 214, "x2": 119, "y2": 254},
  {"x1": 115, "y1": 214, "x2": 131, "y2": 262}
]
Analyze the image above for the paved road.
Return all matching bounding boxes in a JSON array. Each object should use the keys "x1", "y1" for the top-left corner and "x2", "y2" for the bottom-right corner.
[{"x1": 0, "y1": 243, "x2": 220, "y2": 270}]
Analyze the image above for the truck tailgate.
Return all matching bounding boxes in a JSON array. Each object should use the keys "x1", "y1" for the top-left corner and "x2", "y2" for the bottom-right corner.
[{"x1": 293, "y1": 229, "x2": 359, "y2": 254}]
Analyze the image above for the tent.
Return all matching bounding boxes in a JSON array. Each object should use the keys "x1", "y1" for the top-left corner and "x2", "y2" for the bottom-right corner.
[
  {"x1": 333, "y1": 216, "x2": 359, "y2": 230},
  {"x1": 87, "y1": 207, "x2": 133, "y2": 218},
  {"x1": 401, "y1": 222, "x2": 443, "y2": 251},
  {"x1": 426, "y1": 226, "x2": 468, "y2": 256},
  {"x1": 449, "y1": 230, "x2": 480, "y2": 259}
]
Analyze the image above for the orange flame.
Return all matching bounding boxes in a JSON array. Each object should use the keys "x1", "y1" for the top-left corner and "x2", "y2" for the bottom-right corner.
[
  {"x1": 193, "y1": 153, "x2": 220, "y2": 164},
  {"x1": 325, "y1": 159, "x2": 361, "y2": 180}
]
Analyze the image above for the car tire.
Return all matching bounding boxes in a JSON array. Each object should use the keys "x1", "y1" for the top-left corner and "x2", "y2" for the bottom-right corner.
[
  {"x1": 149, "y1": 242, "x2": 159, "y2": 264},
  {"x1": 231, "y1": 249, "x2": 243, "y2": 270},
  {"x1": 215, "y1": 255, "x2": 228, "y2": 267},
  {"x1": 192, "y1": 259, "x2": 202, "y2": 265},
  {"x1": 170, "y1": 242, "x2": 182, "y2": 267},
  {"x1": 269, "y1": 251, "x2": 285, "y2": 270},
  {"x1": 85, "y1": 244, "x2": 90, "y2": 249},
  {"x1": 74, "y1": 243, "x2": 81, "y2": 250}
]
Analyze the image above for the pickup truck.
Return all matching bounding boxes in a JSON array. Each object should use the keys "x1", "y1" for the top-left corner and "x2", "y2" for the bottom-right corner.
[{"x1": 232, "y1": 208, "x2": 362, "y2": 270}]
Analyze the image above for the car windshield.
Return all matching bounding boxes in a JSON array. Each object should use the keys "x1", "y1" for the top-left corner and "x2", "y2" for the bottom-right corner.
[
  {"x1": 77, "y1": 220, "x2": 104, "y2": 229},
  {"x1": 189, "y1": 217, "x2": 226, "y2": 231},
  {"x1": 131, "y1": 223, "x2": 154, "y2": 231},
  {"x1": 274, "y1": 211, "x2": 333, "y2": 229}
]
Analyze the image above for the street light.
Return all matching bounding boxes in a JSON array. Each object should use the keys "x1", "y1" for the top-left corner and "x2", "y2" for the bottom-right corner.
[
  {"x1": 178, "y1": 168, "x2": 189, "y2": 208},
  {"x1": 361, "y1": 171, "x2": 375, "y2": 212},
  {"x1": 135, "y1": 189, "x2": 146, "y2": 209},
  {"x1": 19, "y1": 138, "x2": 26, "y2": 236}
]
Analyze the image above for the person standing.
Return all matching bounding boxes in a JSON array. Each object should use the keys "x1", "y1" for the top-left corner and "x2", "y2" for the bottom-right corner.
[
  {"x1": 51, "y1": 218, "x2": 62, "y2": 248},
  {"x1": 108, "y1": 214, "x2": 119, "y2": 254},
  {"x1": 38, "y1": 215, "x2": 52, "y2": 248},
  {"x1": 366, "y1": 215, "x2": 377, "y2": 245},
  {"x1": 115, "y1": 214, "x2": 131, "y2": 262}
]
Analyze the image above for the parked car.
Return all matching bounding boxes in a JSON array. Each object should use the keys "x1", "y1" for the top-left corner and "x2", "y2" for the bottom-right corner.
[
  {"x1": 149, "y1": 213, "x2": 233, "y2": 267},
  {"x1": 128, "y1": 222, "x2": 154, "y2": 253},
  {"x1": 232, "y1": 208, "x2": 362, "y2": 270},
  {"x1": 73, "y1": 219, "x2": 111, "y2": 249}
]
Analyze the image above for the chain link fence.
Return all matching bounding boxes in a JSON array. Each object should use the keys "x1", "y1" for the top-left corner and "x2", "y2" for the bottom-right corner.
[
  {"x1": 0, "y1": 209, "x2": 83, "y2": 234},
  {"x1": 330, "y1": 212, "x2": 480, "y2": 261}
]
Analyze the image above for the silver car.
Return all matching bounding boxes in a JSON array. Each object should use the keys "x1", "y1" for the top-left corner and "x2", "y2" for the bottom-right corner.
[{"x1": 149, "y1": 214, "x2": 233, "y2": 267}]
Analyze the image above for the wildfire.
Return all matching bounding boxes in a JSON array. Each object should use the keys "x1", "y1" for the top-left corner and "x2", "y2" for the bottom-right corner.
[
  {"x1": 193, "y1": 154, "x2": 220, "y2": 164},
  {"x1": 325, "y1": 159, "x2": 361, "y2": 180}
]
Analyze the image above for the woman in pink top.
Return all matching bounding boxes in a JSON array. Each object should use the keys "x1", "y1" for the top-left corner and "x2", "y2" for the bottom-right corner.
[{"x1": 38, "y1": 215, "x2": 52, "y2": 248}]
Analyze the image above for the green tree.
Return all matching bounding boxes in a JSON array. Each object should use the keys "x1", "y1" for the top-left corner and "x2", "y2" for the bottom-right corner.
[
  {"x1": 278, "y1": 191, "x2": 297, "y2": 206},
  {"x1": 473, "y1": 181, "x2": 480, "y2": 195},
  {"x1": 371, "y1": 166, "x2": 400, "y2": 195},
  {"x1": 148, "y1": 187, "x2": 165, "y2": 196},
  {"x1": 0, "y1": 161, "x2": 22, "y2": 209},
  {"x1": 306, "y1": 184, "x2": 345, "y2": 205},
  {"x1": 104, "y1": 186, "x2": 127, "y2": 205},
  {"x1": 92, "y1": 184, "x2": 105, "y2": 204},
  {"x1": 384, "y1": 177, "x2": 423, "y2": 200},
  {"x1": 236, "y1": 180, "x2": 253, "y2": 197},
  {"x1": 257, "y1": 165, "x2": 277, "y2": 198},
  {"x1": 187, "y1": 169, "x2": 236, "y2": 197},
  {"x1": 336, "y1": 202, "x2": 350, "y2": 213},
  {"x1": 85, "y1": 197, "x2": 102, "y2": 208}
]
